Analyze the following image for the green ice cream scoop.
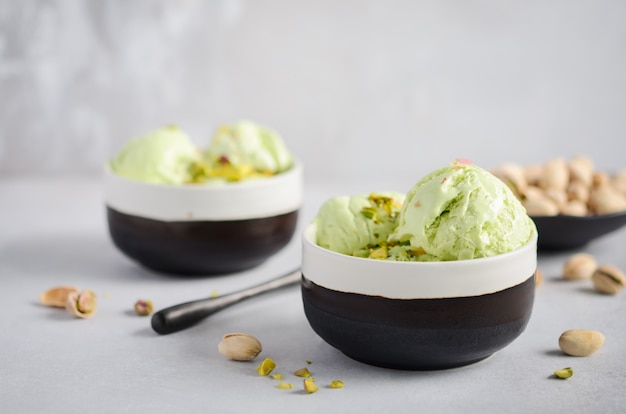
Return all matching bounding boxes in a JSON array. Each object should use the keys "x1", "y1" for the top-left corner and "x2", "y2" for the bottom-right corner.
[
  {"x1": 204, "y1": 120, "x2": 293, "y2": 178},
  {"x1": 109, "y1": 125, "x2": 200, "y2": 185},
  {"x1": 315, "y1": 192, "x2": 405, "y2": 256},
  {"x1": 394, "y1": 159, "x2": 536, "y2": 260}
]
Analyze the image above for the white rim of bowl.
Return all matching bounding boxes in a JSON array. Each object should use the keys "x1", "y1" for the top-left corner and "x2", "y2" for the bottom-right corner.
[
  {"x1": 104, "y1": 160, "x2": 303, "y2": 221},
  {"x1": 302, "y1": 223, "x2": 537, "y2": 299}
]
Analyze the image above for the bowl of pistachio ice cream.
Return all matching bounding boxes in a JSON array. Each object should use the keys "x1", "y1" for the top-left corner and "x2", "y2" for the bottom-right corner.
[
  {"x1": 301, "y1": 159, "x2": 537, "y2": 370},
  {"x1": 105, "y1": 121, "x2": 302, "y2": 276}
]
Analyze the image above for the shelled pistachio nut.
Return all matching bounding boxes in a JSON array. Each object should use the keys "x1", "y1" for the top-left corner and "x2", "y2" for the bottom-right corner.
[{"x1": 65, "y1": 289, "x2": 97, "y2": 319}]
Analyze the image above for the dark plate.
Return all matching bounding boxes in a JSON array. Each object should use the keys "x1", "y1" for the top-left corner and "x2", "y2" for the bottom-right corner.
[
  {"x1": 532, "y1": 210, "x2": 626, "y2": 251},
  {"x1": 107, "y1": 207, "x2": 298, "y2": 276}
]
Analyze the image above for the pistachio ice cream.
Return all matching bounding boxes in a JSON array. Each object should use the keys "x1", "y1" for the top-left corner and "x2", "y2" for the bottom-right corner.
[
  {"x1": 313, "y1": 159, "x2": 536, "y2": 261},
  {"x1": 204, "y1": 120, "x2": 293, "y2": 181},
  {"x1": 394, "y1": 159, "x2": 536, "y2": 260},
  {"x1": 109, "y1": 121, "x2": 294, "y2": 185},
  {"x1": 109, "y1": 125, "x2": 200, "y2": 185}
]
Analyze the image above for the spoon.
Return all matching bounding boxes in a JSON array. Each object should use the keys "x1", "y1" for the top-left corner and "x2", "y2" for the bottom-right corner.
[{"x1": 151, "y1": 269, "x2": 301, "y2": 335}]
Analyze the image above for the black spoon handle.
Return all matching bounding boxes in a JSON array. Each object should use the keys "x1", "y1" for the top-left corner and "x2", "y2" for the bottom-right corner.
[{"x1": 151, "y1": 269, "x2": 302, "y2": 335}]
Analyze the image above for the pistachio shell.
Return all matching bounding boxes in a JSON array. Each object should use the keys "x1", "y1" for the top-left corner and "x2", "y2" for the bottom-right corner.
[
  {"x1": 592, "y1": 264, "x2": 625, "y2": 295},
  {"x1": 611, "y1": 169, "x2": 626, "y2": 195},
  {"x1": 589, "y1": 185, "x2": 626, "y2": 214},
  {"x1": 562, "y1": 253, "x2": 597, "y2": 280},
  {"x1": 523, "y1": 196, "x2": 559, "y2": 216},
  {"x1": 560, "y1": 200, "x2": 588, "y2": 216},
  {"x1": 492, "y1": 163, "x2": 527, "y2": 197},
  {"x1": 539, "y1": 158, "x2": 569, "y2": 191},
  {"x1": 544, "y1": 188, "x2": 568, "y2": 209},
  {"x1": 39, "y1": 286, "x2": 79, "y2": 308},
  {"x1": 524, "y1": 163, "x2": 544, "y2": 186},
  {"x1": 219, "y1": 333, "x2": 262, "y2": 361},
  {"x1": 559, "y1": 330, "x2": 605, "y2": 357},
  {"x1": 568, "y1": 156, "x2": 594, "y2": 187},
  {"x1": 567, "y1": 181, "x2": 590, "y2": 204},
  {"x1": 592, "y1": 171, "x2": 610, "y2": 188},
  {"x1": 522, "y1": 185, "x2": 546, "y2": 200}
]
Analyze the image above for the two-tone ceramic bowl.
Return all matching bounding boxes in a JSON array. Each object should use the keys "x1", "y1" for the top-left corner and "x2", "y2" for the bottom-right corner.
[
  {"x1": 104, "y1": 162, "x2": 302, "y2": 275},
  {"x1": 301, "y1": 223, "x2": 537, "y2": 370}
]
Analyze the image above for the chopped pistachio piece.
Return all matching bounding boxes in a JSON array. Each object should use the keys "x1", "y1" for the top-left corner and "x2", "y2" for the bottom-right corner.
[
  {"x1": 360, "y1": 207, "x2": 377, "y2": 220},
  {"x1": 411, "y1": 247, "x2": 426, "y2": 256},
  {"x1": 372, "y1": 193, "x2": 402, "y2": 217},
  {"x1": 303, "y1": 378, "x2": 318, "y2": 394},
  {"x1": 187, "y1": 160, "x2": 212, "y2": 183},
  {"x1": 554, "y1": 367, "x2": 574, "y2": 379},
  {"x1": 294, "y1": 367, "x2": 311, "y2": 377},
  {"x1": 329, "y1": 380, "x2": 344, "y2": 389},
  {"x1": 369, "y1": 245, "x2": 388, "y2": 260},
  {"x1": 256, "y1": 358, "x2": 276, "y2": 376},
  {"x1": 353, "y1": 249, "x2": 371, "y2": 258}
]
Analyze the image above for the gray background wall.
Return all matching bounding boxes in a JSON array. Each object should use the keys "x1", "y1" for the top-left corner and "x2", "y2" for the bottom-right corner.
[{"x1": 1, "y1": 0, "x2": 625, "y2": 188}]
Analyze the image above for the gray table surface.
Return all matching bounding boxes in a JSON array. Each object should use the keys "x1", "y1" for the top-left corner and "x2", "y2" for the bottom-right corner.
[{"x1": 2, "y1": 176, "x2": 625, "y2": 414}]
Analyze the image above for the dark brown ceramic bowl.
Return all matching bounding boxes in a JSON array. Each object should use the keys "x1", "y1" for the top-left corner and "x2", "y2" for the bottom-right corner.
[
  {"x1": 104, "y1": 162, "x2": 302, "y2": 275},
  {"x1": 301, "y1": 223, "x2": 537, "y2": 370},
  {"x1": 531, "y1": 211, "x2": 626, "y2": 251}
]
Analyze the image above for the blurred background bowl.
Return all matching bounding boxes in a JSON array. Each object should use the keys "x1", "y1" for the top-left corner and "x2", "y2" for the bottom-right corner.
[
  {"x1": 301, "y1": 223, "x2": 538, "y2": 370},
  {"x1": 531, "y1": 211, "x2": 626, "y2": 251},
  {"x1": 104, "y1": 161, "x2": 303, "y2": 276}
]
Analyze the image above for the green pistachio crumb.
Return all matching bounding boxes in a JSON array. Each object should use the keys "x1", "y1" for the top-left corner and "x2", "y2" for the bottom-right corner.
[{"x1": 554, "y1": 367, "x2": 574, "y2": 379}]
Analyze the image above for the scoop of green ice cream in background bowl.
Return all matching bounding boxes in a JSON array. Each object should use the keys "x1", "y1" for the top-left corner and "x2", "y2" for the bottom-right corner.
[
  {"x1": 105, "y1": 122, "x2": 302, "y2": 276},
  {"x1": 301, "y1": 159, "x2": 538, "y2": 370}
]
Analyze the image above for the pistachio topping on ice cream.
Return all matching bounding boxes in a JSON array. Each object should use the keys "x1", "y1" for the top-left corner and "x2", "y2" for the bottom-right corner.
[{"x1": 314, "y1": 192, "x2": 405, "y2": 256}]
